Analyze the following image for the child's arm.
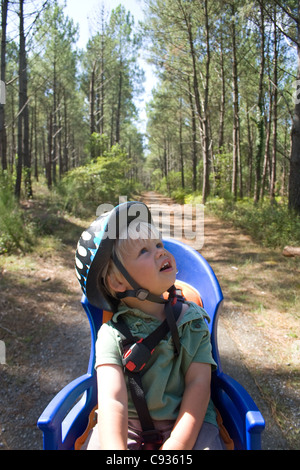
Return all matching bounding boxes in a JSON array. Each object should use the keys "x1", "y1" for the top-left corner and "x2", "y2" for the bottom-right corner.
[
  {"x1": 96, "y1": 364, "x2": 128, "y2": 450},
  {"x1": 160, "y1": 362, "x2": 211, "y2": 450}
]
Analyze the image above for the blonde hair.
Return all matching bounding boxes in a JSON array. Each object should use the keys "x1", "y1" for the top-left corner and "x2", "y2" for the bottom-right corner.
[{"x1": 100, "y1": 221, "x2": 161, "y2": 299}]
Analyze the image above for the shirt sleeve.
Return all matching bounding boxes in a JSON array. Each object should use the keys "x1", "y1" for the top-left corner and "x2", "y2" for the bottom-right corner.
[
  {"x1": 179, "y1": 308, "x2": 217, "y2": 374},
  {"x1": 95, "y1": 322, "x2": 123, "y2": 369}
]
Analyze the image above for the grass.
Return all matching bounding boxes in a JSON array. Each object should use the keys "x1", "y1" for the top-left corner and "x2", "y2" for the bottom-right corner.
[
  {"x1": 0, "y1": 178, "x2": 88, "y2": 255},
  {"x1": 209, "y1": 197, "x2": 300, "y2": 248},
  {"x1": 0, "y1": 175, "x2": 34, "y2": 254}
]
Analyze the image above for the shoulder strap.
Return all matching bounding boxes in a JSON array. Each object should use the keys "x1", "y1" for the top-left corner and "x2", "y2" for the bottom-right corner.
[
  {"x1": 116, "y1": 299, "x2": 182, "y2": 373},
  {"x1": 164, "y1": 300, "x2": 181, "y2": 356},
  {"x1": 114, "y1": 298, "x2": 183, "y2": 447}
]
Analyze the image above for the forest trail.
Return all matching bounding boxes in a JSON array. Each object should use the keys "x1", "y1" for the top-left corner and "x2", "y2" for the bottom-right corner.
[{"x1": 0, "y1": 192, "x2": 299, "y2": 450}]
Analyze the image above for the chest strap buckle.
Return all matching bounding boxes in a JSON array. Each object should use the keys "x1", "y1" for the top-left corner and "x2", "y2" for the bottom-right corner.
[{"x1": 122, "y1": 339, "x2": 153, "y2": 373}]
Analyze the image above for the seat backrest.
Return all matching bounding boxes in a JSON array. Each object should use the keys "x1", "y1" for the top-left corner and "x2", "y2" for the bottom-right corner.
[{"x1": 81, "y1": 238, "x2": 224, "y2": 374}]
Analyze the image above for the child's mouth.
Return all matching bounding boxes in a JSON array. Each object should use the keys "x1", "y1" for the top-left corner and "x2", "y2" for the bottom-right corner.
[{"x1": 160, "y1": 260, "x2": 172, "y2": 272}]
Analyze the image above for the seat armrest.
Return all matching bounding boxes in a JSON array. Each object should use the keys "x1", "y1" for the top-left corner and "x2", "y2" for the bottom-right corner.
[
  {"x1": 212, "y1": 372, "x2": 265, "y2": 450},
  {"x1": 37, "y1": 374, "x2": 95, "y2": 450}
]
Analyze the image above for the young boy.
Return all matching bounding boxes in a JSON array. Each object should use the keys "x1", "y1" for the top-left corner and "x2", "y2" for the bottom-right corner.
[{"x1": 75, "y1": 201, "x2": 226, "y2": 450}]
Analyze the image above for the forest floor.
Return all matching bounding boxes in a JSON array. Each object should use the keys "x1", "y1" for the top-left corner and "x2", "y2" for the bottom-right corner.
[{"x1": 0, "y1": 190, "x2": 299, "y2": 450}]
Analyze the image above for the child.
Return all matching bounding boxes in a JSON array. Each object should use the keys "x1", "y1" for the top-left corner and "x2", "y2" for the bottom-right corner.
[{"x1": 75, "y1": 201, "x2": 226, "y2": 450}]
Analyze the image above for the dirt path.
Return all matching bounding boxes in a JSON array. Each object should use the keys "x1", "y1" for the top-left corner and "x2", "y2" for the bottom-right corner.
[
  {"x1": 201, "y1": 214, "x2": 299, "y2": 450},
  {"x1": 0, "y1": 192, "x2": 299, "y2": 449},
  {"x1": 0, "y1": 213, "x2": 91, "y2": 450}
]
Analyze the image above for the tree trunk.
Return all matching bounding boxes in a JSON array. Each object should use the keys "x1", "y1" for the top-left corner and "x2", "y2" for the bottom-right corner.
[
  {"x1": 179, "y1": 0, "x2": 210, "y2": 202},
  {"x1": 202, "y1": 0, "x2": 210, "y2": 204},
  {"x1": 231, "y1": 4, "x2": 239, "y2": 199},
  {"x1": 270, "y1": 5, "x2": 278, "y2": 202},
  {"x1": 52, "y1": 58, "x2": 57, "y2": 185},
  {"x1": 246, "y1": 103, "x2": 253, "y2": 197},
  {"x1": 58, "y1": 98, "x2": 62, "y2": 178},
  {"x1": 179, "y1": 98, "x2": 184, "y2": 189},
  {"x1": 218, "y1": 29, "x2": 226, "y2": 154},
  {"x1": 289, "y1": 0, "x2": 300, "y2": 214},
  {"x1": 116, "y1": 67, "x2": 123, "y2": 144},
  {"x1": 188, "y1": 77, "x2": 197, "y2": 192},
  {"x1": 16, "y1": 0, "x2": 30, "y2": 199},
  {"x1": 163, "y1": 138, "x2": 167, "y2": 179},
  {"x1": 64, "y1": 90, "x2": 68, "y2": 173},
  {"x1": 282, "y1": 246, "x2": 300, "y2": 257},
  {"x1": 46, "y1": 112, "x2": 52, "y2": 189},
  {"x1": 260, "y1": 82, "x2": 272, "y2": 200},
  {"x1": 33, "y1": 95, "x2": 38, "y2": 180},
  {"x1": 89, "y1": 62, "x2": 96, "y2": 138},
  {"x1": 0, "y1": 0, "x2": 8, "y2": 171},
  {"x1": 254, "y1": 0, "x2": 265, "y2": 204},
  {"x1": 100, "y1": 23, "x2": 105, "y2": 135},
  {"x1": 21, "y1": 0, "x2": 31, "y2": 197},
  {"x1": 179, "y1": 2, "x2": 203, "y2": 195},
  {"x1": 10, "y1": 90, "x2": 16, "y2": 169}
]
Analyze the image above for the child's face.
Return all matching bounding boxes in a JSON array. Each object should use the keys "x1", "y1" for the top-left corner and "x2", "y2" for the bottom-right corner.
[{"x1": 121, "y1": 238, "x2": 177, "y2": 297}]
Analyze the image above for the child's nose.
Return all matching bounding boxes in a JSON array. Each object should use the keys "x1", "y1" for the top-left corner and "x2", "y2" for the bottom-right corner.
[{"x1": 156, "y1": 246, "x2": 166, "y2": 257}]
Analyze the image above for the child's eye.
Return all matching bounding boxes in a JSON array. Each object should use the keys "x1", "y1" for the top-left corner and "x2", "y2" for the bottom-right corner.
[
  {"x1": 156, "y1": 242, "x2": 164, "y2": 249},
  {"x1": 139, "y1": 247, "x2": 148, "y2": 255}
]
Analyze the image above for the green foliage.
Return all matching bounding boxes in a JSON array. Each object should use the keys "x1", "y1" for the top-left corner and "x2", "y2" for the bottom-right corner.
[
  {"x1": 89, "y1": 133, "x2": 110, "y2": 160},
  {"x1": 57, "y1": 143, "x2": 140, "y2": 216},
  {"x1": 0, "y1": 175, "x2": 33, "y2": 254},
  {"x1": 154, "y1": 171, "x2": 186, "y2": 203},
  {"x1": 211, "y1": 151, "x2": 233, "y2": 198},
  {"x1": 205, "y1": 197, "x2": 300, "y2": 249}
]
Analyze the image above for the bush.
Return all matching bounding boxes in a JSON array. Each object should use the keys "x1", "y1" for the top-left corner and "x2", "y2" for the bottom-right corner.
[
  {"x1": 57, "y1": 143, "x2": 141, "y2": 217},
  {"x1": 154, "y1": 171, "x2": 187, "y2": 203},
  {"x1": 206, "y1": 197, "x2": 300, "y2": 248},
  {"x1": 0, "y1": 174, "x2": 33, "y2": 254}
]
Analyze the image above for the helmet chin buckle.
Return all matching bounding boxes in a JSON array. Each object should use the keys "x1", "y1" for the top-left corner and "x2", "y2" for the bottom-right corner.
[{"x1": 136, "y1": 289, "x2": 150, "y2": 301}]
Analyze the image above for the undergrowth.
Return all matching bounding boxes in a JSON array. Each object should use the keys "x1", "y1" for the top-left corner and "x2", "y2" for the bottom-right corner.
[
  {"x1": 0, "y1": 143, "x2": 142, "y2": 254},
  {"x1": 186, "y1": 193, "x2": 300, "y2": 249},
  {"x1": 0, "y1": 174, "x2": 34, "y2": 254},
  {"x1": 57, "y1": 144, "x2": 142, "y2": 217}
]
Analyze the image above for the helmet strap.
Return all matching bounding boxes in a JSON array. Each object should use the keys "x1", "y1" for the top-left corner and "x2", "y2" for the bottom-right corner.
[
  {"x1": 111, "y1": 252, "x2": 169, "y2": 305},
  {"x1": 111, "y1": 252, "x2": 181, "y2": 355}
]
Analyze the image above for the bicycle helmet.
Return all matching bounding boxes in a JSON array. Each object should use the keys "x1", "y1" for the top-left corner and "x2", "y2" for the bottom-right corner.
[{"x1": 75, "y1": 201, "x2": 170, "y2": 311}]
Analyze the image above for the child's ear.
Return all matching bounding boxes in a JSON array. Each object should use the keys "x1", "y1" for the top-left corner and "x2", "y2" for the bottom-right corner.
[{"x1": 107, "y1": 272, "x2": 127, "y2": 293}]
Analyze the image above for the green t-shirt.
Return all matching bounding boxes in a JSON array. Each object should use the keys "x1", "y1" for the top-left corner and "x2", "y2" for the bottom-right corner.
[{"x1": 95, "y1": 301, "x2": 217, "y2": 426}]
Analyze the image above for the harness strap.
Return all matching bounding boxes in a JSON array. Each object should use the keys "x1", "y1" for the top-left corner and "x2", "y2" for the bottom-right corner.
[
  {"x1": 115, "y1": 318, "x2": 163, "y2": 445},
  {"x1": 112, "y1": 252, "x2": 168, "y2": 305},
  {"x1": 127, "y1": 373, "x2": 162, "y2": 444},
  {"x1": 115, "y1": 295, "x2": 183, "y2": 447},
  {"x1": 164, "y1": 300, "x2": 181, "y2": 356},
  {"x1": 117, "y1": 299, "x2": 182, "y2": 373},
  {"x1": 117, "y1": 289, "x2": 167, "y2": 304}
]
